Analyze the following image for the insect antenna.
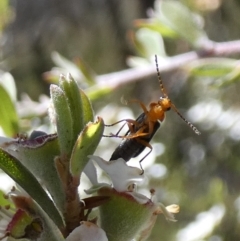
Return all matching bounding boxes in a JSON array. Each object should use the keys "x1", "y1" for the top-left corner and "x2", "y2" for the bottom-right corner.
[
  {"x1": 155, "y1": 55, "x2": 168, "y2": 98},
  {"x1": 171, "y1": 103, "x2": 201, "y2": 135},
  {"x1": 155, "y1": 55, "x2": 201, "y2": 135}
]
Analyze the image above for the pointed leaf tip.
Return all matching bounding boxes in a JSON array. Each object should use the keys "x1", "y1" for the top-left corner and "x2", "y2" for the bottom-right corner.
[{"x1": 70, "y1": 117, "x2": 104, "y2": 177}]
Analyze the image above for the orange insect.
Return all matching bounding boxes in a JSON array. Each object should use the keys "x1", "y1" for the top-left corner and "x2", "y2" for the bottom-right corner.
[{"x1": 105, "y1": 55, "x2": 200, "y2": 169}]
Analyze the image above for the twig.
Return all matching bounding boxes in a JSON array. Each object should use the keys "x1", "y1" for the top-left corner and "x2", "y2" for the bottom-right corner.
[{"x1": 94, "y1": 40, "x2": 240, "y2": 90}]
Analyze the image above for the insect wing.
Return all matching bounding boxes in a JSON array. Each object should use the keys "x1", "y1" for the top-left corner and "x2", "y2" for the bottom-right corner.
[
  {"x1": 109, "y1": 112, "x2": 161, "y2": 162},
  {"x1": 132, "y1": 121, "x2": 160, "y2": 158}
]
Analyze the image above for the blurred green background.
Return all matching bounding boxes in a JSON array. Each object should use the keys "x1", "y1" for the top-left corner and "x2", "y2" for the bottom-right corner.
[{"x1": 1, "y1": 0, "x2": 240, "y2": 240}]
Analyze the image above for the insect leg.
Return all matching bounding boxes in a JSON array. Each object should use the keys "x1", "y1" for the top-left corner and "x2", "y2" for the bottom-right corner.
[
  {"x1": 128, "y1": 99, "x2": 149, "y2": 115},
  {"x1": 114, "y1": 122, "x2": 126, "y2": 136},
  {"x1": 134, "y1": 138, "x2": 153, "y2": 174},
  {"x1": 104, "y1": 119, "x2": 134, "y2": 127},
  {"x1": 103, "y1": 119, "x2": 140, "y2": 138},
  {"x1": 122, "y1": 120, "x2": 155, "y2": 139},
  {"x1": 122, "y1": 126, "x2": 150, "y2": 139}
]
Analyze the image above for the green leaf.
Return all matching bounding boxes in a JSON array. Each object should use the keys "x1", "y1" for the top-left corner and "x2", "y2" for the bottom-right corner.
[
  {"x1": 70, "y1": 117, "x2": 104, "y2": 177},
  {"x1": 51, "y1": 52, "x2": 96, "y2": 87},
  {"x1": 0, "y1": 72, "x2": 17, "y2": 102},
  {"x1": 128, "y1": 30, "x2": 147, "y2": 58},
  {"x1": 80, "y1": 88, "x2": 94, "y2": 123},
  {"x1": 86, "y1": 86, "x2": 113, "y2": 101},
  {"x1": 5, "y1": 135, "x2": 65, "y2": 213},
  {"x1": 50, "y1": 84, "x2": 73, "y2": 156},
  {"x1": 51, "y1": 52, "x2": 82, "y2": 80},
  {"x1": 98, "y1": 187, "x2": 157, "y2": 241},
  {"x1": 74, "y1": 57, "x2": 96, "y2": 85},
  {"x1": 155, "y1": 0, "x2": 208, "y2": 47},
  {"x1": 185, "y1": 58, "x2": 238, "y2": 77},
  {"x1": 0, "y1": 84, "x2": 19, "y2": 136},
  {"x1": 59, "y1": 74, "x2": 84, "y2": 141},
  {"x1": 212, "y1": 67, "x2": 240, "y2": 88},
  {"x1": 135, "y1": 28, "x2": 166, "y2": 58},
  {"x1": 134, "y1": 19, "x2": 178, "y2": 39},
  {"x1": 126, "y1": 56, "x2": 150, "y2": 68},
  {"x1": 0, "y1": 0, "x2": 11, "y2": 31},
  {"x1": 0, "y1": 148, "x2": 64, "y2": 229}
]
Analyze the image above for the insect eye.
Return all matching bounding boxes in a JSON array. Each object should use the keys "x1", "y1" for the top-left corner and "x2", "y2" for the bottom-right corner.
[{"x1": 166, "y1": 107, "x2": 171, "y2": 111}]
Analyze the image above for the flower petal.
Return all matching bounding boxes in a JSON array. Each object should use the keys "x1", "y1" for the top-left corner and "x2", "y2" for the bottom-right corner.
[
  {"x1": 66, "y1": 221, "x2": 108, "y2": 241},
  {"x1": 89, "y1": 156, "x2": 144, "y2": 192}
]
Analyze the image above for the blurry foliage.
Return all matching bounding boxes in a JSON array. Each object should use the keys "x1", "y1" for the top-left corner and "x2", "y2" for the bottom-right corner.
[
  {"x1": 0, "y1": 73, "x2": 19, "y2": 136},
  {"x1": 0, "y1": 0, "x2": 240, "y2": 240},
  {"x1": 0, "y1": 0, "x2": 11, "y2": 32}
]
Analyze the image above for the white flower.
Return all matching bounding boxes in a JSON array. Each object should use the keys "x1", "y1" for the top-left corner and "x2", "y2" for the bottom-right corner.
[
  {"x1": 88, "y1": 155, "x2": 144, "y2": 192},
  {"x1": 66, "y1": 221, "x2": 108, "y2": 241}
]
